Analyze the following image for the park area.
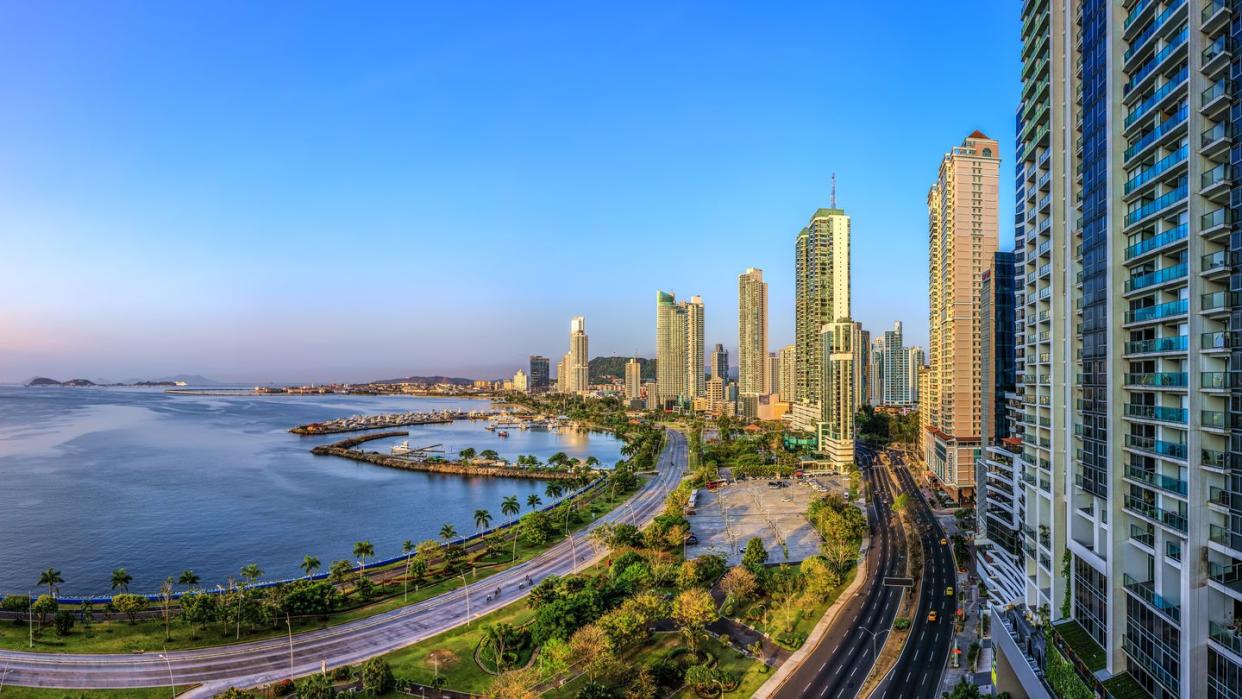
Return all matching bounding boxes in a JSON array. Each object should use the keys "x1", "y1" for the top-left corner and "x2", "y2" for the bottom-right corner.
[{"x1": 683, "y1": 477, "x2": 836, "y2": 566}]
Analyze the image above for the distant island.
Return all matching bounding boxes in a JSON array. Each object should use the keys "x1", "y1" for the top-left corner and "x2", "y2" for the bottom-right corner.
[{"x1": 25, "y1": 376, "x2": 196, "y2": 388}]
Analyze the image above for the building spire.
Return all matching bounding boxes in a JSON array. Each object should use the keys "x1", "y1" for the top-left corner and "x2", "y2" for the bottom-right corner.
[{"x1": 831, "y1": 172, "x2": 837, "y2": 208}]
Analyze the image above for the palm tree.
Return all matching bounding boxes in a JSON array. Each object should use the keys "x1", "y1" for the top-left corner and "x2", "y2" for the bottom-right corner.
[
  {"x1": 300, "y1": 555, "x2": 321, "y2": 579},
  {"x1": 402, "y1": 540, "x2": 415, "y2": 601},
  {"x1": 501, "y1": 495, "x2": 521, "y2": 522},
  {"x1": 439, "y1": 523, "x2": 458, "y2": 542},
  {"x1": 37, "y1": 568, "x2": 63, "y2": 598},
  {"x1": 110, "y1": 568, "x2": 132, "y2": 593},
  {"x1": 240, "y1": 563, "x2": 263, "y2": 585},
  {"x1": 329, "y1": 560, "x2": 353, "y2": 587},
  {"x1": 545, "y1": 483, "x2": 563, "y2": 501},
  {"x1": 585, "y1": 456, "x2": 600, "y2": 469},
  {"x1": 353, "y1": 541, "x2": 375, "y2": 572},
  {"x1": 526, "y1": 494, "x2": 542, "y2": 511},
  {"x1": 177, "y1": 570, "x2": 200, "y2": 588},
  {"x1": 474, "y1": 509, "x2": 493, "y2": 533}
]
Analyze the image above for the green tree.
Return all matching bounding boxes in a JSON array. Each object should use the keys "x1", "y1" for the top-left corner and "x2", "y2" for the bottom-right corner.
[
  {"x1": 53, "y1": 610, "x2": 75, "y2": 637},
  {"x1": 110, "y1": 567, "x2": 132, "y2": 592},
  {"x1": 440, "y1": 522, "x2": 458, "y2": 542},
  {"x1": 239, "y1": 563, "x2": 263, "y2": 585},
  {"x1": 300, "y1": 555, "x2": 321, "y2": 578},
  {"x1": 526, "y1": 493, "x2": 543, "y2": 510},
  {"x1": 353, "y1": 540, "x2": 375, "y2": 572},
  {"x1": 296, "y1": 671, "x2": 335, "y2": 699},
  {"x1": 741, "y1": 537, "x2": 769, "y2": 576},
  {"x1": 480, "y1": 449, "x2": 500, "y2": 462},
  {"x1": 179, "y1": 591, "x2": 219, "y2": 639},
  {"x1": 672, "y1": 588, "x2": 717, "y2": 654},
  {"x1": 329, "y1": 559, "x2": 353, "y2": 587},
  {"x1": 459, "y1": 447, "x2": 477, "y2": 463},
  {"x1": 37, "y1": 568, "x2": 63, "y2": 598},
  {"x1": 545, "y1": 482, "x2": 563, "y2": 500},
  {"x1": 475, "y1": 509, "x2": 493, "y2": 532},
  {"x1": 360, "y1": 656, "x2": 395, "y2": 694},
  {"x1": 177, "y1": 569, "x2": 200, "y2": 588},
  {"x1": 31, "y1": 594, "x2": 57, "y2": 628},
  {"x1": 111, "y1": 593, "x2": 148, "y2": 624}
]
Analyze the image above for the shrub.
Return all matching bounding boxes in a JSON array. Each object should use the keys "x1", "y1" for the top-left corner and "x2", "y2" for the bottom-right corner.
[
  {"x1": 53, "y1": 610, "x2": 75, "y2": 636},
  {"x1": 893, "y1": 617, "x2": 911, "y2": 630},
  {"x1": 0, "y1": 596, "x2": 30, "y2": 612},
  {"x1": 296, "y1": 672, "x2": 335, "y2": 699},
  {"x1": 361, "y1": 657, "x2": 395, "y2": 694}
]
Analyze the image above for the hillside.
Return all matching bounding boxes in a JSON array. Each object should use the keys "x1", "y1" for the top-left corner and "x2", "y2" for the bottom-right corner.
[
  {"x1": 370, "y1": 375, "x2": 475, "y2": 386},
  {"x1": 589, "y1": 356, "x2": 655, "y2": 383}
]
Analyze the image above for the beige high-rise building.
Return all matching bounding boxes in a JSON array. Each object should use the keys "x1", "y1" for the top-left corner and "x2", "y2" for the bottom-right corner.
[
  {"x1": 778, "y1": 344, "x2": 796, "y2": 403},
  {"x1": 738, "y1": 267, "x2": 768, "y2": 396},
  {"x1": 567, "y1": 316, "x2": 590, "y2": 394},
  {"x1": 624, "y1": 358, "x2": 641, "y2": 401},
  {"x1": 512, "y1": 369, "x2": 528, "y2": 393},
  {"x1": 820, "y1": 320, "x2": 860, "y2": 467},
  {"x1": 794, "y1": 206, "x2": 850, "y2": 430},
  {"x1": 656, "y1": 291, "x2": 688, "y2": 407},
  {"x1": 685, "y1": 296, "x2": 705, "y2": 399},
  {"x1": 556, "y1": 354, "x2": 570, "y2": 393},
  {"x1": 924, "y1": 131, "x2": 999, "y2": 500},
  {"x1": 766, "y1": 352, "x2": 781, "y2": 399}
]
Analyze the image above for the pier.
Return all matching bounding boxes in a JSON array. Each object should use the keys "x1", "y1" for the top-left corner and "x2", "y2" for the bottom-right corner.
[
  {"x1": 290, "y1": 410, "x2": 487, "y2": 435},
  {"x1": 310, "y1": 434, "x2": 579, "y2": 481}
]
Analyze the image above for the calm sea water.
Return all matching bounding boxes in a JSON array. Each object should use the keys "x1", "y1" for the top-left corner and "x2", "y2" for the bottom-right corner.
[{"x1": 0, "y1": 387, "x2": 621, "y2": 594}]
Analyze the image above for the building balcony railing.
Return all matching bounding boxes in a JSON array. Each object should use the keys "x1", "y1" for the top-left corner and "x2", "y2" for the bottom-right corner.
[
  {"x1": 1125, "y1": 223, "x2": 1187, "y2": 260},
  {"x1": 1124, "y1": 371, "x2": 1187, "y2": 388},
  {"x1": 1202, "y1": 371, "x2": 1242, "y2": 390},
  {"x1": 1123, "y1": 573, "x2": 1181, "y2": 622},
  {"x1": 1126, "y1": 68, "x2": 1188, "y2": 129},
  {"x1": 1123, "y1": 463, "x2": 1188, "y2": 495},
  {"x1": 1123, "y1": 404, "x2": 1187, "y2": 423},
  {"x1": 1202, "y1": 249, "x2": 1230, "y2": 274},
  {"x1": 1124, "y1": 335, "x2": 1187, "y2": 354},
  {"x1": 1202, "y1": 410, "x2": 1239, "y2": 430},
  {"x1": 1204, "y1": 448, "x2": 1228, "y2": 470},
  {"x1": 1202, "y1": 331, "x2": 1235, "y2": 351},
  {"x1": 1125, "y1": 185, "x2": 1188, "y2": 227},
  {"x1": 1125, "y1": 434, "x2": 1187, "y2": 459},
  {"x1": 1125, "y1": 105, "x2": 1188, "y2": 163},
  {"x1": 1209, "y1": 560, "x2": 1242, "y2": 593},
  {"x1": 1125, "y1": 262, "x2": 1187, "y2": 292},
  {"x1": 1123, "y1": 634, "x2": 1181, "y2": 696},
  {"x1": 1124, "y1": 145, "x2": 1187, "y2": 195},
  {"x1": 1125, "y1": 0, "x2": 1188, "y2": 64},
  {"x1": 1130, "y1": 524, "x2": 1155, "y2": 547},
  {"x1": 1124, "y1": 495, "x2": 1188, "y2": 532},
  {"x1": 1209, "y1": 523, "x2": 1242, "y2": 552},
  {"x1": 1126, "y1": 299, "x2": 1187, "y2": 323},
  {"x1": 1209, "y1": 620, "x2": 1242, "y2": 657},
  {"x1": 1202, "y1": 290, "x2": 1241, "y2": 313},
  {"x1": 1126, "y1": 27, "x2": 1187, "y2": 97}
]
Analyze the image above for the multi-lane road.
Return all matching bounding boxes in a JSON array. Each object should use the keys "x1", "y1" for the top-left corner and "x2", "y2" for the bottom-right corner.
[
  {"x1": 771, "y1": 445, "x2": 957, "y2": 699},
  {"x1": 0, "y1": 431, "x2": 688, "y2": 696}
]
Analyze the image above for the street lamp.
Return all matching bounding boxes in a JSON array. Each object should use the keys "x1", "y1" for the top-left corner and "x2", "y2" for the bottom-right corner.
[
  {"x1": 859, "y1": 627, "x2": 889, "y2": 660},
  {"x1": 460, "y1": 574, "x2": 471, "y2": 625},
  {"x1": 158, "y1": 652, "x2": 175, "y2": 698}
]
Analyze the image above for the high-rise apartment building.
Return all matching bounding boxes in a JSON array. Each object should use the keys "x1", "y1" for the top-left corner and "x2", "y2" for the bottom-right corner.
[
  {"x1": 779, "y1": 344, "x2": 797, "y2": 403},
  {"x1": 925, "y1": 131, "x2": 1000, "y2": 502},
  {"x1": 820, "y1": 320, "x2": 860, "y2": 466},
  {"x1": 528, "y1": 355, "x2": 550, "y2": 393},
  {"x1": 512, "y1": 369, "x2": 528, "y2": 393},
  {"x1": 905, "y1": 346, "x2": 925, "y2": 405},
  {"x1": 567, "y1": 316, "x2": 590, "y2": 394},
  {"x1": 556, "y1": 354, "x2": 569, "y2": 394},
  {"x1": 858, "y1": 326, "x2": 872, "y2": 406},
  {"x1": 873, "y1": 321, "x2": 915, "y2": 406},
  {"x1": 711, "y1": 343, "x2": 729, "y2": 382},
  {"x1": 767, "y1": 352, "x2": 782, "y2": 400},
  {"x1": 738, "y1": 267, "x2": 769, "y2": 396},
  {"x1": 655, "y1": 291, "x2": 705, "y2": 407},
  {"x1": 624, "y1": 358, "x2": 642, "y2": 401},
  {"x1": 870, "y1": 337, "x2": 885, "y2": 406},
  {"x1": 794, "y1": 206, "x2": 850, "y2": 429},
  {"x1": 987, "y1": 4, "x2": 1242, "y2": 698}
]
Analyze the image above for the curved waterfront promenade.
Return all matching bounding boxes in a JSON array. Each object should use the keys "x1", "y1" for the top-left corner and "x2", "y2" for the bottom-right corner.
[{"x1": 0, "y1": 430, "x2": 687, "y2": 696}]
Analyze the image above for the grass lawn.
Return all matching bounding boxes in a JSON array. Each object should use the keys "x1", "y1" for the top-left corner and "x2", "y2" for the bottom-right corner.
[
  {"x1": 1101, "y1": 672, "x2": 1148, "y2": 699},
  {"x1": 0, "y1": 686, "x2": 195, "y2": 698},
  {"x1": 0, "y1": 480, "x2": 643, "y2": 655},
  {"x1": 1052, "y1": 620, "x2": 1106, "y2": 672},
  {"x1": 726, "y1": 563, "x2": 857, "y2": 650}
]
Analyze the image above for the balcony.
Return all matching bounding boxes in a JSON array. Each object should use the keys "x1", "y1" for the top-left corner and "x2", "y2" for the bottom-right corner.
[
  {"x1": 1202, "y1": 290, "x2": 1239, "y2": 314},
  {"x1": 1202, "y1": 34, "x2": 1231, "y2": 76},
  {"x1": 1124, "y1": 185, "x2": 1188, "y2": 228},
  {"x1": 1201, "y1": 121, "x2": 1232, "y2": 157},
  {"x1": 1209, "y1": 560, "x2": 1242, "y2": 594},
  {"x1": 1203, "y1": 0, "x2": 1231, "y2": 33},
  {"x1": 1124, "y1": 495, "x2": 1188, "y2": 532},
  {"x1": 1124, "y1": 433, "x2": 1187, "y2": 460},
  {"x1": 1125, "y1": 0, "x2": 1189, "y2": 66},
  {"x1": 1209, "y1": 522, "x2": 1242, "y2": 552},
  {"x1": 1130, "y1": 524, "x2": 1155, "y2": 547},
  {"x1": 1125, "y1": 263, "x2": 1187, "y2": 293},
  {"x1": 1125, "y1": 105, "x2": 1188, "y2": 163},
  {"x1": 1125, "y1": 27, "x2": 1188, "y2": 98},
  {"x1": 1202, "y1": 249, "x2": 1230, "y2": 277},
  {"x1": 1202, "y1": 78, "x2": 1233, "y2": 117},
  {"x1": 1201, "y1": 163, "x2": 1231, "y2": 199},
  {"x1": 1123, "y1": 371, "x2": 1187, "y2": 388},
  {"x1": 1123, "y1": 404, "x2": 1187, "y2": 424},
  {"x1": 1124, "y1": 335, "x2": 1187, "y2": 355},
  {"x1": 1202, "y1": 330, "x2": 1234, "y2": 352},
  {"x1": 1202, "y1": 371, "x2": 1242, "y2": 390},
  {"x1": 1125, "y1": 224, "x2": 1187, "y2": 260},
  {"x1": 1123, "y1": 463, "x2": 1188, "y2": 495},
  {"x1": 1202, "y1": 410, "x2": 1238, "y2": 430},
  {"x1": 1126, "y1": 68, "x2": 1189, "y2": 130},
  {"x1": 1202, "y1": 206, "x2": 1232, "y2": 237},
  {"x1": 1204, "y1": 448, "x2": 1228, "y2": 470},
  {"x1": 1126, "y1": 299, "x2": 1187, "y2": 324},
  {"x1": 1209, "y1": 620, "x2": 1242, "y2": 658},
  {"x1": 1123, "y1": 573, "x2": 1181, "y2": 622},
  {"x1": 1123, "y1": 144, "x2": 1187, "y2": 197}
]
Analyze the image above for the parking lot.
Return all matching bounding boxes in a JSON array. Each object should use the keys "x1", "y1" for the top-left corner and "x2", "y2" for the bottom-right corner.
[{"x1": 684, "y1": 477, "x2": 834, "y2": 566}]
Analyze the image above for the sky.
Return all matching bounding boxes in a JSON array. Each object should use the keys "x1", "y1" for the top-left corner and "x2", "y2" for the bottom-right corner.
[{"x1": 0, "y1": 1, "x2": 1021, "y2": 384}]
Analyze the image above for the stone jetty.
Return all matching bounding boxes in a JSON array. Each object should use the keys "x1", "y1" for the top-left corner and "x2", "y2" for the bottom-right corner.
[{"x1": 310, "y1": 433, "x2": 577, "y2": 481}]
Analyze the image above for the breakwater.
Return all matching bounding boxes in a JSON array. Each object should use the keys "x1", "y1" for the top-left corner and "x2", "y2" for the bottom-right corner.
[
  {"x1": 311, "y1": 434, "x2": 578, "y2": 481},
  {"x1": 291, "y1": 410, "x2": 481, "y2": 435}
]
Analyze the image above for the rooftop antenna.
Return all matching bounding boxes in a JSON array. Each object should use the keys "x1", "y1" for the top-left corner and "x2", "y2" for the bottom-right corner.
[{"x1": 831, "y1": 173, "x2": 837, "y2": 208}]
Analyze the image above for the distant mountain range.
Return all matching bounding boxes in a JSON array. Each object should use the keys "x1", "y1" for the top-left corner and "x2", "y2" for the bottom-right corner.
[
  {"x1": 589, "y1": 356, "x2": 655, "y2": 383},
  {"x1": 369, "y1": 375, "x2": 476, "y2": 386},
  {"x1": 25, "y1": 374, "x2": 221, "y2": 387}
]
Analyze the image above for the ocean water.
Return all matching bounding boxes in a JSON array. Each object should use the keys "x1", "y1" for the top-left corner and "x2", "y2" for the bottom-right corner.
[{"x1": 0, "y1": 387, "x2": 621, "y2": 594}]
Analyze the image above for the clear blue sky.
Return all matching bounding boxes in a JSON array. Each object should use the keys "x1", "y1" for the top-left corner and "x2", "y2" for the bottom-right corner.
[{"x1": 0, "y1": 1, "x2": 1020, "y2": 383}]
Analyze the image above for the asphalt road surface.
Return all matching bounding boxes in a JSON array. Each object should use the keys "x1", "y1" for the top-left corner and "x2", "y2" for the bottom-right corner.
[
  {"x1": 0, "y1": 430, "x2": 688, "y2": 696},
  {"x1": 870, "y1": 449, "x2": 958, "y2": 699},
  {"x1": 771, "y1": 445, "x2": 905, "y2": 699}
]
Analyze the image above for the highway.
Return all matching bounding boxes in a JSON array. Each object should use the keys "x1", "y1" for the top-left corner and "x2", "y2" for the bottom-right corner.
[
  {"x1": 870, "y1": 449, "x2": 958, "y2": 699},
  {"x1": 0, "y1": 431, "x2": 688, "y2": 696},
  {"x1": 771, "y1": 445, "x2": 905, "y2": 699}
]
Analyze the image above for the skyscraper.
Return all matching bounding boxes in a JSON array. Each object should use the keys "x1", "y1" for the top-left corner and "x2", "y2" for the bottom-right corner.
[
  {"x1": 568, "y1": 316, "x2": 590, "y2": 394},
  {"x1": 925, "y1": 131, "x2": 999, "y2": 501},
  {"x1": 556, "y1": 354, "x2": 569, "y2": 394},
  {"x1": 512, "y1": 369, "x2": 528, "y2": 393},
  {"x1": 684, "y1": 296, "x2": 705, "y2": 399},
  {"x1": 624, "y1": 357, "x2": 642, "y2": 401},
  {"x1": 858, "y1": 326, "x2": 871, "y2": 406},
  {"x1": 985, "y1": 5, "x2": 1242, "y2": 698},
  {"x1": 528, "y1": 355, "x2": 550, "y2": 393},
  {"x1": 904, "y1": 346, "x2": 924, "y2": 405},
  {"x1": 766, "y1": 352, "x2": 781, "y2": 399},
  {"x1": 819, "y1": 320, "x2": 860, "y2": 467},
  {"x1": 794, "y1": 205, "x2": 850, "y2": 429},
  {"x1": 738, "y1": 267, "x2": 769, "y2": 396},
  {"x1": 870, "y1": 321, "x2": 916, "y2": 406},
  {"x1": 779, "y1": 344, "x2": 796, "y2": 403},
  {"x1": 711, "y1": 343, "x2": 729, "y2": 382}
]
